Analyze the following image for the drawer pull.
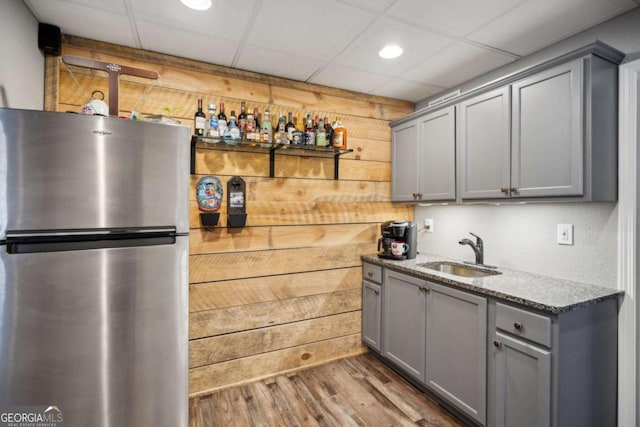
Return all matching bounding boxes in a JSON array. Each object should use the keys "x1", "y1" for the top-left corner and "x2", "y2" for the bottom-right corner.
[
  {"x1": 493, "y1": 340, "x2": 502, "y2": 349},
  {"x1": 514, "y1": 322, "x2": 523, "y2": 331},
  {"x1": 367, "y1": 272, "x2": 373, "y2": 278}
]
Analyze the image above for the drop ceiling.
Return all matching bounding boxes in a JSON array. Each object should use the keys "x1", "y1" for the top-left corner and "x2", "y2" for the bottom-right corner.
[{"x1": 23, "y1": 0, "x2": 639, "y2": 102}]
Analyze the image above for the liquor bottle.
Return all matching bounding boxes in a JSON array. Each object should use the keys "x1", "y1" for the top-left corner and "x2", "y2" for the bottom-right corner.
[
  {"x1": 253, "y1": 107, "x2": 260, "y2": 130},
  {"x1": 260, "y1": 109, "x2": 273, "y2": 144},
  {"x1": 332, "y1": 116, "x2": 347, "y2": 150},
  {"x1": 273, "y1": 112, "x2": 287, "y2": 144},
  {"x1": 238, "y1": 101, "x2": 247, "y2": 133},
  {"x1": 286, "y1": 112, "x2": 295, "y2": 144},
  {"x1": 217, "y1": 102, "x2": 228, "y2": 140},
  {"x1": 315, "y1": 117, "x2": 327, "y2": 147},
  {"x1": 206, "y1": 103, "x2": 219, "y2": 139},
  {"x1": 304, "y1": 114, "x2": 315, "y2": 146},
  {"x1": 324, "y1": 116, "x2": 333, "y2": 148},
  {"x1": 194, "y1": 99, "x2": 206, "y2": 136},
  {"x1": 223, "y1": 110, "x2": 241, "y2": 143},
  {"x1": 292, "y1": 112, "x2": 304, "y2": 145},
  {"x1": 313, "y1": 115, "x2": 320, "y2": 131}
]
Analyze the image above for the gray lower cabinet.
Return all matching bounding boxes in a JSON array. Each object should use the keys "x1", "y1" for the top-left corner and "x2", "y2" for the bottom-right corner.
[
  {"x1": 383, "y1": 269, "x2": 427, "y2": 382},
  {"x1": 425, "y1": 282, "x2": 487, "y2": 425},
  {"x1": 362, "y1": 280, "x2": 382, "y2": 352},
  {"x1": 493, "y1": 331, "x2": 551, "y2": 427},
  {"x1": 392, "y1": 106, "x2": 455, "y2": 202},
  {"x1": 489, "y1": 300, "x2": 618, "y2": 427}
]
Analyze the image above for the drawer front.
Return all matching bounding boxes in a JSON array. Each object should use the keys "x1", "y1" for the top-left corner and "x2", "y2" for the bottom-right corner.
[
  {"x1": 363, "y1": 262, "x2": 382, "y2": 284},
  {"x1": 496, "y1": 303, "x2": 551, "y2": 348}
]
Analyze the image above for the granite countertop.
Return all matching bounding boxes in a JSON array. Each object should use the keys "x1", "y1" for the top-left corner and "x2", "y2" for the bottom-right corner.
[{"x1": 362, "y1": 253, "x2": 623, "y2": 314}]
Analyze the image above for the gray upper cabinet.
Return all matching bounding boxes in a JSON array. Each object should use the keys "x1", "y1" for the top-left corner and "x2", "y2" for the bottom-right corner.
[
  {"x1": 459, "y1": 87, "x2": 511, "y2": 200},
  {"x1": 392, "y1": 42, "x2": 621, "y2": 203},
  {"x1": 460, "y1": 56, "x2": 616, "y2": 201},
  {"x1": 425, "y1": 282, "x2": 487, "y2": 425},
  {"x1": 392, "y1": 106, "x2": 455, "y2": 202},
  {"x1": 391, "y1": 120, "x2": 419, "y2": 201},
  {"x1": 511, "y1": 60, "x2": 583, "y2": 198}
]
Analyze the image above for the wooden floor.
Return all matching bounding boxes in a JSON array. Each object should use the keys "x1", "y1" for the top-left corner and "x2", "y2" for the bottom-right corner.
[{"x1": 189, "y1": 353, "x2": 465, "y2": 427}]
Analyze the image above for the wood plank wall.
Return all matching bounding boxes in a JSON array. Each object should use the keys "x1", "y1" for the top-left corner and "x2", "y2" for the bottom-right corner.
[{"x1": 44, "y1": 35, "x2": 414, "y2": 397}]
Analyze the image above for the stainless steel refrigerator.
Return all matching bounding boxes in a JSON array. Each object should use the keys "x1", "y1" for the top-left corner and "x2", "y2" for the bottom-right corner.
[{"x1": 0, "y1": 109, "x2": 189, "y2": 426}]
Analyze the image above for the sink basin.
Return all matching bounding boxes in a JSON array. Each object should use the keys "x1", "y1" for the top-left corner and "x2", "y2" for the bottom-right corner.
[{"x1": 418, "y1": 261, "x2": 501, "y2": 278}]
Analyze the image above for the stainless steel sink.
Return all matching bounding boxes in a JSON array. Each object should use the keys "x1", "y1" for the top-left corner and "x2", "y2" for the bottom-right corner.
[{"x1": 418, "y1": 261, "x2": 501, "y2": 278}]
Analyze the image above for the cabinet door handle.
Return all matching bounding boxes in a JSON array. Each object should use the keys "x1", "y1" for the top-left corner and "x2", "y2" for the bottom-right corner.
[
  {"x1": 367, "y1": 272, "x2": 373, "y2": 278},
  {"x1": 373, "y1": 289, "x2": 380, "y2": 295},
  {"x1": 420, "y1": 287, "x2": 430, "y2": 293},
  {"x1": 510, "y1": 186, "x2": 518, "y2": 195},
  {"x1": 514, "y1": 321, "x2": 523, "y2": 331},
  {"x1": 500, "y1": 187, "x2": 508, "y2": 194},
  {"x1": 493, "y1": 340, "x2": 502, "y2": 349},
  {"x1": 418, "y1": 193, "x2": 422, "y2": 199}
]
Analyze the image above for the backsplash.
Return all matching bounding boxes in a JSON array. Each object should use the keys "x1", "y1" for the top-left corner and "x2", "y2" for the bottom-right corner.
[{"x1": 414, "y1": 202, "x2": 617, "y2": 288}]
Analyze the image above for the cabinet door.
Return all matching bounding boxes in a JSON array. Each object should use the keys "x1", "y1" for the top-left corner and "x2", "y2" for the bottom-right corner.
[
  {"x1": 362, "y1": 280, "x2": 382, "y2": 352},
  {"x1": 511, "y1": 60, "x2": 583, "y2": 198},
  {"x1": 425, "y1": 282, "x2": 487, "y2": 425},
  {"x1": 493, "y1": 331, "x2": 551, "y2": 427},
  {"x1": 383, "y1": 270, "x2": 426, "y2": 382},
  {"x1": 391, "y1": 120, "x2": 419, "y2": 202},
  {"x1": 459, "y1": 86, "x2": 511, "y2": 200},
  {"x1": 418, "y1": 106, "x2": 456, "y2": 201}
]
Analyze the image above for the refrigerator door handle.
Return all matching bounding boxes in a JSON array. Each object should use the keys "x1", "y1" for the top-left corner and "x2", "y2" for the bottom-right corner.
[{"x1": 5, "y1": 227, "x2": 178, "y2": 254}]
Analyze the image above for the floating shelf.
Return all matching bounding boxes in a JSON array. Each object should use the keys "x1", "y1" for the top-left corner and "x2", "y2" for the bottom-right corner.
[{"x1": 190, "y1": 136, "x2": 353, "y2": 180}]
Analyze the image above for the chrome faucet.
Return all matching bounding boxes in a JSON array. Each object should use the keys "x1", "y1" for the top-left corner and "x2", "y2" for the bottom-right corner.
[{"x1": 459, "y1": 232, "x2": 484, "y2": 265}]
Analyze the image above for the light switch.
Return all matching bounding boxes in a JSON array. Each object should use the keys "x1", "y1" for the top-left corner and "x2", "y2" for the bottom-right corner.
[{"x1": 557, "y1": 224, "x2": 573, "y2": 245}]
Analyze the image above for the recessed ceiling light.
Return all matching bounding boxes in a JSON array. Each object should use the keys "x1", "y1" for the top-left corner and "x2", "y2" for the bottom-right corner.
[
  {"x1": 379, "y1": 45, "x2": 403, "y2": 59},
  {"x1": 180, "y1": 0, "x2": 212, "y2": 11}
]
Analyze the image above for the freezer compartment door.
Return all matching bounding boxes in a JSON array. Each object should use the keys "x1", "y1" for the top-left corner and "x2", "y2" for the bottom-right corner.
[
  {"x1": 0, "y1": 109, "x2": 190, "y2": 239},
  {"x1": 0, "y1": 236, "x2": 188, "y2": 427}
]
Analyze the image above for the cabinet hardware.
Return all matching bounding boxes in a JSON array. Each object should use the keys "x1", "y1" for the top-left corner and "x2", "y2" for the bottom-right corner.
[
  {"x1": 510, "y1": 186, "x2": 518, "y2": 194},
  {"x1": 373, "y1": 289, "x2": 379, "y2": 295},
  {"x1": 514, "y1": 321, "x2": 523, "y2": 331},
  {"x1": 493, "y1": 340, "x2": 502, "y2": 349},
  {"x1": 501, "y1": 187, "x2": 509, "y2": 194},
  {"x1": 367, "y1": 272, "x2": 373, "y2": 278}
]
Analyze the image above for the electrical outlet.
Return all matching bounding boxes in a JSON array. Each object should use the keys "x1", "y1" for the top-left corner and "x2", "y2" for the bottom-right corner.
[
  {"x1": 557, "y1": 224, "x2": 574, "y2": 245},
  {"x1": 424, "y1": 218, "x2": 434, "y2": 233}
]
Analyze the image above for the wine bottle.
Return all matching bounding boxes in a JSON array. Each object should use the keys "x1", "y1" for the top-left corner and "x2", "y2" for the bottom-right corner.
[
  {"x1": 238, "y1": 101, "x2": 247, "y2": 133},
  {"x1": 194, "y1": 99, "x2": 206, "y2": 136},
  {"x1": 286, "y1": 112, "x2": 295, "y2": 144},
  {"x1": 217, "y1": 102, "x2": 228, "y2": 139}
]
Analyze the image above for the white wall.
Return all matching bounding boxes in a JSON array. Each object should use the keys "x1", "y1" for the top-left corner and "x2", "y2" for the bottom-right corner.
[
  {"x1": 414, "y1": 202, "x2": 618, "y2": 288},
  {"x1": 0, "y1": 0, "x2": 44, "y2": 110}
]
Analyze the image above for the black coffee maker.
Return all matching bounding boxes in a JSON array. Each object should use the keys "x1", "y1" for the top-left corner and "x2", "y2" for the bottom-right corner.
[{"x1": 377, "y1": 220, "x2": 417, "y2": 260}]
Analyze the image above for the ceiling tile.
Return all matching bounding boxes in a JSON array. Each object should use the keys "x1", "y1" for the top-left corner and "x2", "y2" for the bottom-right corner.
[
  {"x1": 131, "y1": 0, "x2": 257, "y2": 40},
  {"x1": 23, "y1": 0, "x2": 137, "y2": 47},
  {"x1": 246, "y1": 0, "x2": 376, "y2": 61},
  {"x1": 26, "y1": 0, "x2": 128, "y2": 16},
  {"x1": 235, "y1": 44, "x2": 324, "y2": 81},
  {"x1": 337, "y1": 0, "x2": 395, "y2": 13},
  {"x1": 334, "y1": 16, "x2": 454, "y2": 77},
  {"x1": 400, "y1": 41, "x2": 515, "y2": 87},
  {"x1": 309, "y1": 64, "x2": 391, "y2": 93},
  {"x1": 467, "y1": 0, "x2": 638, "y2": 55},
  {"x1": 369, "y1": 78, "x2": 444, "y2": 102},
  {"x1": 136, "y1": 20, "x2": 239, "y2": 67},
  {"x1": 387, "y1": 0, "x2": 526, "y2": 37}
]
